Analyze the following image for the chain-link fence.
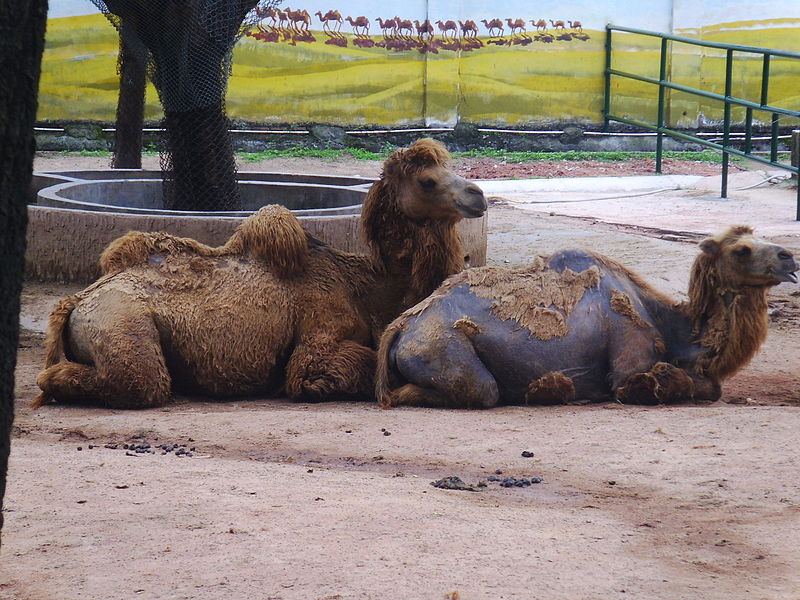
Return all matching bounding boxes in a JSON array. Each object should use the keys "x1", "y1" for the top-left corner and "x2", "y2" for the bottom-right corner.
[{"x1": 92, "y1": 0, "x2": 280, "y2": 211}]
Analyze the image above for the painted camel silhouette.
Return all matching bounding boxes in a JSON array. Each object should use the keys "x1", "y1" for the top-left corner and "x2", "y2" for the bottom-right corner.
[
  {"x1": 285, "y1": 8, "x2": 311, "y2": 32},
  {"x1": 505, "y1": 18, "x2": 526, "y2": 35},
  {"x1": 568, "y1": 20, "x2": 583, "y2": 32},
  {"x1": 377, "y1": 226, "x2": 797, "y2": 408},
  {"x1": 34, "y1": 139, "x2": 487, "y2": 408},
  {"x1": 414, "y1": 19, "x2": 434, "y2": 37},
  {"x1": 481, "y1": 18, "x2": 503, "y2": 37},
  {"x1": 395, "y1": 17, "x2": 414, "y2": 39},
  {"x1": 376, "y1": 16, "x2": 398, "y2": 36},
  {"x1": 346, "y1": 15, "x2": 370, "y2": 37},
  {"x1": 550, "y1": 19, "x2": 566, "y2": 30},
  {"x1": 459, "y1": 19, "x2": 479, "y2": 38},
  {"x1": 531, "y1": 19, "x2": 547, "y2": 31},
  {"x1": 436, "y1": 19, "x2": 458, "y2": 40},
  {"x1": 316, "y1": 10, "x2": 343, "y2": 34}
]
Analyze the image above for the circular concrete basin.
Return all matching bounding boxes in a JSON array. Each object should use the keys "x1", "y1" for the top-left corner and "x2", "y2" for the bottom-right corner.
[{"x1": 26, "y1": 169, "x2": 488, "y2": 283}]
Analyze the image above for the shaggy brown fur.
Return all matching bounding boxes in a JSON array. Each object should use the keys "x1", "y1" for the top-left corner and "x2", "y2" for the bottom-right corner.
[
  {"x1": 686, "y1": 226, "x2": 778, "y2": 380},
  {"x1": 464, "y1": 259, "x2": 601, "y2": 340},
  {"x1": 100, "y1": 204, "x2": 309, "y2": 278},
  {"x1": 377, "y1": 226, "x2": 796, "y2": 408},
  {"x1": 34, "y1": 138, "x2": 486, "y2": 408}
]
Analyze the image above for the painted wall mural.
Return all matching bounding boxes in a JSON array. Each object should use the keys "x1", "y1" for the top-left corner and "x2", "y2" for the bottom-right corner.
[{"x1": 39, "y1": 0, "x2": 800, "y2": 128}]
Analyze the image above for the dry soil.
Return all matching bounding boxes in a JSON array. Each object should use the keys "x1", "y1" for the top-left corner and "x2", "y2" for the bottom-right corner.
[{"x1": 2, "y1": 153, "x2": 799, "y2": 600}]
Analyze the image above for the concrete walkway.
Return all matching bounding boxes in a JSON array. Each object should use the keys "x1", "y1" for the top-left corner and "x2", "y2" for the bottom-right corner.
[{"x1": 477, "y1": 170, "x2": 800, "y2": 244}]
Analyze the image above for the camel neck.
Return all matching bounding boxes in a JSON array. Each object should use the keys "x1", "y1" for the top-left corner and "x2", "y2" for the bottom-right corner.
[
  {"x1": 363, "y1": 218, "x2": 464, "y2": 339},
  {"x1": 691, "y1": 286, "x2": 770, "y2": 380}
]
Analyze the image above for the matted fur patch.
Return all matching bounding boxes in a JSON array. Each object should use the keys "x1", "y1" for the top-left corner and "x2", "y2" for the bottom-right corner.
[
  {"x1": 463, "y1": 258, "x2": 600, "y2": 339},
  {"x1": 610, "y1": 289, "x2": 651, "y2": 329},
  {"x1": 453, "y1": 317, "x2": 481, "y2": 337}
]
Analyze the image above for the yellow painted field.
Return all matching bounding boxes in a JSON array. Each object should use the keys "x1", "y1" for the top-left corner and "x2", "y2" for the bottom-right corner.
[{"x1": 38, "y1": 14, "x2": 800, "y2": 128}]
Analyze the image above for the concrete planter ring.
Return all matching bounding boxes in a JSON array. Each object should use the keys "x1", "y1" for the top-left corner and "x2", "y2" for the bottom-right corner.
[{"x1": 27, "y1": 169, "x2": 488, "y2": 283}]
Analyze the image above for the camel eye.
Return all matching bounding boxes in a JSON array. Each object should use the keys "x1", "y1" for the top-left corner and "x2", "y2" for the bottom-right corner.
[
  {"x1": 733, "y1": 245, "x2": 752, "y2": 258},
  {"x1": 778, "y1": 250, "x2": 792, "y2": 260},
  {"x1": 419, "y1": 178, "x2": 437, "y2": 190}
]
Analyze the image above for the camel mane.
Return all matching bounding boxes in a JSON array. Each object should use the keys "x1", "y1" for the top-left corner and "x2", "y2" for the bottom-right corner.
[
  {"x1": 686, "y1": 225, "x2": 769, "y2": 380},
  {"x1": 360, "y1": 138, "x2": 464, "y2": 300}
]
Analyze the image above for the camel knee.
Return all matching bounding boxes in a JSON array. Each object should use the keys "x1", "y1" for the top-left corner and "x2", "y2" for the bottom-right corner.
[
  {"x1": 36, "y1": 361, "x2": 170, "y2": 409},
  {"x1": 286, "y1": 339, "x2": 376, "y2": 400},
  {"x1": 525, "y1": 371, "x2": 576, "y2": 405},
  {"x1": 616, "y1": 362, "x2": 695, "y2": 405},
  {"x1": 36, "y1": 362, "x2": 98, "y2": 402}
]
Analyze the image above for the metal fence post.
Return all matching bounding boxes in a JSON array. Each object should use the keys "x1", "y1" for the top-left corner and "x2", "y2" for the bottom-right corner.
[
  {"x1": 721, "y1": 49, "x2": 733, "y2": 198},
  {"x1": 793, "y1": 130, "x2": 800, "y2": 221},
  {"x1": 603, "y1": 26, "x2": 613, "y2": 132},
  {"x1": 656, "y1": 37, "x2": 668, "y2": 174}
]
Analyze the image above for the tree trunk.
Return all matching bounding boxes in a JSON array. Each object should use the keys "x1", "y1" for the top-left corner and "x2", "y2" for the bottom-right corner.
[
  {"x1": 0, "y1": 0, "x2": 49, "y2": 547},
  {"x1": 161, "y1": 106, "x2": 240, "y2": 211},
  {"x1": 97, "y1": 0, "x2": 263, "y2": 211},
  {"x1": 112, "y1": 34, "x2": 147, "y2": 169}
]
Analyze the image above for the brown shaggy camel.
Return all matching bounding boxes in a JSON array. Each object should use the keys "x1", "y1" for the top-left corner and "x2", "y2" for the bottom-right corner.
[
  {"x1": 377, "y1": 226, "x2": 796, "y2": 409},
  {"x1": 34, "y1": 139, "x2": 486, "y2": 409}
]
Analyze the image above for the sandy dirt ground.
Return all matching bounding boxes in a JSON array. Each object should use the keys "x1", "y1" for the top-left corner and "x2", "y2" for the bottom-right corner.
[{"x1": 2, "y1": 154, "x2": 799, "y2": 600}]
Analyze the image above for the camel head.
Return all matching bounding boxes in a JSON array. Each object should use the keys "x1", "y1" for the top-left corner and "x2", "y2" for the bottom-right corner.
[
  {"x1": 696, "y1": 226, "x2": 796, "y2": 289},
  {"x1": 360, "y1": 138, "x2": 487, "y2": 299},
  {"x1": 377, "y1": 137, "x2": 487, "y2": 222}
]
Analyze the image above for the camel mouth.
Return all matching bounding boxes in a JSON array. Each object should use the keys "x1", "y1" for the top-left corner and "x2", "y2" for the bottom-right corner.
[
  {"x1": 457, "y1": 203, "x2": 486, "y2": 218},
  {"x1": 771, "y1": 269, "x2": 798, "y2": 283},
  {"x1": 456, "y1": 193, "x2": 488, "y2": 218}
]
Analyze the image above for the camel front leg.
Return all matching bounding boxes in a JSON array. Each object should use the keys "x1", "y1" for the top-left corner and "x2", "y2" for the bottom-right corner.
[
  {"x1": 615, "y1": 362, "x2": 696, "y2": 405},
  {"x1": 285, "y1": 334, "x2": 376, "y2": 401}
]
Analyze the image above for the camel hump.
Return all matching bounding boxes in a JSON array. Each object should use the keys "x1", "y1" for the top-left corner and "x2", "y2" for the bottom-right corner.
[
  {"x1": 99, "y1": 231, "x2": 217, "y2": 274},
  {"x1": 222, "y1": 204, "x2": 309, "y2": 278},
  {"x1": 31, "y1": 295, "x2": 79, "y2": 408}
]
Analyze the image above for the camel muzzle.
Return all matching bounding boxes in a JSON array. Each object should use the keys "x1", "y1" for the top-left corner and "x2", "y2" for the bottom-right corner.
[
  {"x1": 456, "y1": 185, "x2": 488, "y2": 218},
  {"x1": 776, "y1": 249, "x2": 797, "y2": 283}
]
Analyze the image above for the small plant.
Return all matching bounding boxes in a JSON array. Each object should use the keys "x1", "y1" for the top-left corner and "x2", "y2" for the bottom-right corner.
[{"x1": 238, "y1": 147, "x2": 388, "y2": 162}]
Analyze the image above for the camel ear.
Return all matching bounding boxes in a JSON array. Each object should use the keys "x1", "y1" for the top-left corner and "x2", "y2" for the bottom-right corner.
[{"x1": 699, "y1": 237, "x2": 720, "y2": 256}]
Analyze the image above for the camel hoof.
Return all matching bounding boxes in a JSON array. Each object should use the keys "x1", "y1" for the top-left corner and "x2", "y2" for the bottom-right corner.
[
  {"x1": 525, "y1": 371, "x2": 575, "y2": 405},
  {"x1": 649, "y1": 362, "x2": 695, "y2": 403},
  {"x1": 616, "y1": 373, "x2": 660, "y2": 405}
]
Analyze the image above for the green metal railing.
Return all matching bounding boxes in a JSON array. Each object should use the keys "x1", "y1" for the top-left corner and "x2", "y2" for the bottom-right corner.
[{"x1": 604, "y1": 25, "x2": 800, "y2": 220}]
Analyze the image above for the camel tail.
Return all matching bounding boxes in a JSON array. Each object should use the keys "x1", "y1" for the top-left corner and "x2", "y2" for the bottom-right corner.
[
  {"x1": 222, "y1": 205, "x2": 309, "y2": 278},
  {"x1": 30, "y1": 296, "x2": 78, "y2": 409},
  {"x1": 375, "y1": 317, "x2": 407, "y2": 409}
]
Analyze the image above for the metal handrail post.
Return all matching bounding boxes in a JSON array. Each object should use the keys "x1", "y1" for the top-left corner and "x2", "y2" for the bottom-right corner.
[
  {"x1": 771, "y1": 113, "x2": 780, "y2": 162},
  {"x1": 744, "y1": 107, "x2": 753, "y2": 154},
  {"x1": 760, "y1": 54, "x2": 770, "y2": 105},
  {"x1": 603, "y1": 26, "x2": 613, "y2": 132},
  {"x1": 721, "y1": 49, "x2": 733, "y2": 198},
  {"x1": 656, "y1": 37, "x2": 668, "y2": 174}
]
